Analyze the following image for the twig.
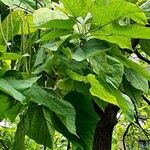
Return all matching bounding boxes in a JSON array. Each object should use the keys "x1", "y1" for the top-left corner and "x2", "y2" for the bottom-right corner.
[
  {"x1": 43, "y1": 145, "x2": 46, "y2": 150},
  {"x1": 142, "y1": 95, "x2": 150, "y2": 106},
  {"x1": 123, "y1": 123, "x2": 133, "y2": 150},
  {"x1": 14, "y1": 4, "x2": 33, "y2": 13},
  {"x1": 92, "y1": 100, "x2": 104, "y2": 117},
  {"x1": 121, "y1": 48, "x2": 150, "y2": 64},
  {"x1": 67, "y1": 141, "x2": 71, "y2": 150},
  {"x1": 126, "y1": 82, "x2": 149, "y2": 140},
  {"x1": 134, "y1": 49, "x2": 150, "y2": 64}
]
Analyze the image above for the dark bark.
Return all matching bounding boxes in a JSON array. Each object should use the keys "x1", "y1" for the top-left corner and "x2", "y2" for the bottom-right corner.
[{"x1": 93, "y1": 104, "x2": 119, "y2": 150}]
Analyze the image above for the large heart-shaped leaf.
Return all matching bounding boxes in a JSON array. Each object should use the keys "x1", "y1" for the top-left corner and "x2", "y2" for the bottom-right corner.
[
  {"x1": 30, "y1": 85, "x2": 76, "y2": 134},
  {"x1": 25, "y1": 105, "x2": 54, "y2": 148}
]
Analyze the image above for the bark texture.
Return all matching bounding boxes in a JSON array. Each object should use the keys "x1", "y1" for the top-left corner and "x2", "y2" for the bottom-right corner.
[{"x1": 93, "y1": 103, "x2": 119, "y2": 150}]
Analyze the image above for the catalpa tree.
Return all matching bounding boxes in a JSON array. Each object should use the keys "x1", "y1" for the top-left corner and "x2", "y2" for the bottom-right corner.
[{"x1": 0, "y1": 0, "x2": 150, "y2": 150}]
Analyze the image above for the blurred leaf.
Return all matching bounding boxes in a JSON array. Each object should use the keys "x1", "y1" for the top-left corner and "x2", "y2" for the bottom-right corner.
[{"x1": 0, "y1": 52, "x2": 22, "y2": 60}]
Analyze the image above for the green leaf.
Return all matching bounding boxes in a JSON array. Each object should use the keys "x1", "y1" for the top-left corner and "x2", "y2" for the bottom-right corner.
[
  {"x1": 87, "y1": 74, "x2": 118, "y2": 105},
  {"x1": 50, "y1": 112, "x2": 82, "y2": 149},
  {"x1": 1, "y1": 0, "x2": 35, "y2": 11},
  {"x1": 39, "y1": 19, "x2": 75, "y2": 30},
  {"x1": 0, "y1": 93, "x2": 11, "y2": 118},
  {"x1": 13, "y1": 118, "x2": 25, "y2": 150},
  {"x1": 33, "y1": 7, "x2": 70, "y2": 26},
  {"x1": 87, "y1": 74, "x2": 134, "y2": 119},
  {"x1": 91, "y1": 0, "x2": 146, "y2": 26},
  {"x1": 5, "y1": 77, "x2": 40, "y2": 91},
  {"x1": 89, "y1": 52, "x2": 110, "y2": 74},
  {"x1": 34, "y1": 48, "x2": 44, "y2": 67},
  {"x1": 67, "y1": 70, "x2": 134, "y2": 119},
  {"x1": 61, "y1": 0, "x2": 93, "y2": 17},
  {"x1": 0, "y1": 52, "x2": 22, "y2": 60},
  {"x1": 66, "y1": 69, "x2": 86, "y2": 82},
  {"x1": 30, "y1": 85, "x2": 76, "y2": 135},
  {"x1": 123, "y1": 78, "x2": 143, "y2": 104},
  {"x1": 92, "y1": 23, "x2": 150, "y2": 48},
  {"x1": 25, "y1": 105, "x2": 54, "y2": 148},
  {"x1": 125, "y1": 68, "x2": 149, "y2": 93},
  {"x1": 0, "y1": 78, "x2": 26, "y2": 102},
  {"x1": 98, "y1": 23, "x2": 150, "y2": 39},
  {"x1": 72, "y1": 39, "x2": 111, "y2": 61},
  {"x1": 65, "y1": 91, "x2": 99, "y2": 150},
  {"x1": 0, "y1": 11, "x2": 20, "y2": 45},
  {"x1": 0, "y1": 45, "x2": 6, "y2": 52},
  {"x1": 106, "y1": 55, "x2": 124, "y2": 87},
  {"x1": 93, "y1": 34, "x2": 132, "y2": 49},
  {"x1": 40, "y1": 30, "x2": 72, "y2": 41},
  {"x1": 4, "y1": 102, "x2": 23, "y2": 121},
  {"x1": 140, "y1": 39, "x2": 150, "y2": 56},
  {"x1": 113, "y1": 54, "x2": 150, "y2": 80}
]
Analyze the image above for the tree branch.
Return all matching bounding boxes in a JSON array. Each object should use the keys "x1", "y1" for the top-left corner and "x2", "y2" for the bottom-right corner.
[
  {"x1": 67, "y1": 141, "x2": 71, "y2": 150},
  {"x1": 134, "y1": 49, "x2": 150, "y2": 64},
  {"x1": 123, "y1": 123, "x2": 133, "y2": 150},
  {"x1": 121, "y1": 48, "x2": 150, "y2": 64},
  {"x1": 92, "y1": 100, "x2": 104, "y2": 117},
  {"x1": 142, "y1": 95, "x2": 150, "y2": 105}
]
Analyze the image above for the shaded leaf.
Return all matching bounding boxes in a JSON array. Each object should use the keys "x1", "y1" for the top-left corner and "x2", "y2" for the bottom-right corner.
[
  {"x1": 140, "y1": 39, "x2": 150, "y2": 56},
  {"x1": 65, "y1": 91, "x2": 99, "y2": 150},
  {"x1": 30, "y1": 85, "x2": 76, "y2": 134},
  {"x1": 13, "y1": 118, "x2": 25, "y2": 150},
  {"x1": 25, "y1": 105, "x2": 54, "y2": 148},
  {"x1": 125, "y1": 68, "x2": 149, "y2": 93}
]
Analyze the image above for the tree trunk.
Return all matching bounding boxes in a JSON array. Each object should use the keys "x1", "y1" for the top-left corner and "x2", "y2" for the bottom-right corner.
[{"x1": 93, "y1": 104, "x2": 119, "y2": 150}]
